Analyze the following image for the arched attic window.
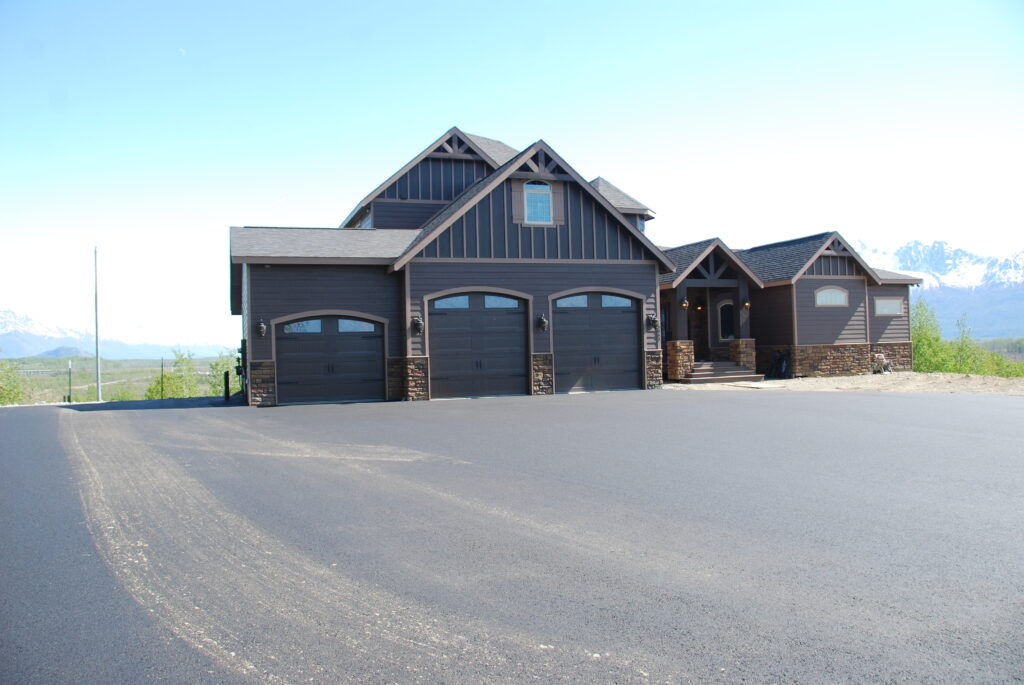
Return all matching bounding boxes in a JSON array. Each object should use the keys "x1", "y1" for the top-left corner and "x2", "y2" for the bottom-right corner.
[
  {"x1": 815, "y1": 286, "x2": 849, "y2": 307},
  {"x1": 524, "y1": 181, "x2": 553, "y2": 224}
]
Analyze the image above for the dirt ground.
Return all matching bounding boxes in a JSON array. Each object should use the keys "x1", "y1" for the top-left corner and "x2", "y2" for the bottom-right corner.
[{"x1": 665, "y1": 371, "x2": 1024, "y2": 396}]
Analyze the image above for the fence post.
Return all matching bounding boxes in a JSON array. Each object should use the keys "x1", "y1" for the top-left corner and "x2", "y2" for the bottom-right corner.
[{"x1": 224, "y1": 370, "x2": 230, "y2": 402}]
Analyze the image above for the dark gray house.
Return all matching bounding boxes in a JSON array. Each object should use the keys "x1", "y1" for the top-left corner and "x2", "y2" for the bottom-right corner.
[
  {"x1": 658, "y1": 232, "x2": 921, "y2": 380},
  {"x1": 230, "y1": 128, "x2": 921, "y2": 405},
  {"x1": 230, "y1": 127, "x2": 675, "y2": 406}
]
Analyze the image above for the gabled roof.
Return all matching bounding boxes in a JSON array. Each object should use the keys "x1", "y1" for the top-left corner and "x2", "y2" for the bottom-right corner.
[
  {"x1": 659, "y1": 238, "x2": 764, "y2": 288},
  {"x1": 389, "y1": 141, "x2": 677, "y2": 273},
  {"x1": 230, "y1": 226, "x2": 419, "y2": 263},
  {"x1": 874, "y1": 268, "x2": 924, "y2": 285},
  {"x1": 338, "y1": 127, "x2": 514, "y2": 228},
  {"x1": 736, "y1": 231, "x2": 882, "y2": 286},
  {"x1": 589, "y1": 177, "x2": 652, "y2": 215}
]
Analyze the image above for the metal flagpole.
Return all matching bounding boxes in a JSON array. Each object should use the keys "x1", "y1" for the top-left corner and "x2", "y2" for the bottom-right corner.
[{"x1": 94, "y1": 246, "x2": 102, "y2": 401}]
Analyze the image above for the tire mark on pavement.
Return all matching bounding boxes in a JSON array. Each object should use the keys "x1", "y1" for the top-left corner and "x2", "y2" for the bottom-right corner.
[{"x1": 61, "y1": 409, "x2": 674, "y2": 683}]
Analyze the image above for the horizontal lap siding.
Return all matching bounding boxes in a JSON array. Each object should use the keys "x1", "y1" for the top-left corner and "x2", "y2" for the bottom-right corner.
[
  {"x1": 248, "y1": 265, "x2": 403, "y2": 360},
  {"x1": 408, "y1": 262, "x2": 659, "y2": 355},
  {"x1": 372, "y1": 200, "x2": 446, "y2": 229},
  {"x1": 419, "y1": 180, "x2": 654, "y2": 262},
  {"x1": 749, "y1": 286, "x2": 794, "y2": 345},
  {"x1": 796, "y1": 278, "x2": 867, "y2": 345},
  {"x1": 869, "y1": 285, "x2": 912, "y2": 342}
]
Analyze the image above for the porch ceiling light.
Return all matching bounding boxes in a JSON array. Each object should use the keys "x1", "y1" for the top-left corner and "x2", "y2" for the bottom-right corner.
[{"x1": 411, "y1": 316, "x2": 425, "y2": 335}]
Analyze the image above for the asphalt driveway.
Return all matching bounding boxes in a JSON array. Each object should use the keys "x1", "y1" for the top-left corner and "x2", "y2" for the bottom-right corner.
[{"x1": 2, "y1": 389, "x2": 1022, "y2": 683}]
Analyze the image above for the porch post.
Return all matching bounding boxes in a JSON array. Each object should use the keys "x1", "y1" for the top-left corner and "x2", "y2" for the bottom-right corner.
[
  {"x1": 672, "y1": 284, "x2": 689, "y2": 340},
  {"x1": 738, "y1": 280, "x2": 751, "y2": 338}
]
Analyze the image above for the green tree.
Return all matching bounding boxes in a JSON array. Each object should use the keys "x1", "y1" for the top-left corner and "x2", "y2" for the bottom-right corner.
[
  {"x1": 911, "y1": 299, "x2": 949, "y2": 372},
  {"x1": 207, "y1": 349, "x2": 241, "y2": 397},
  {"x1": 144, "y1": 349, "x2": 202, "y2": 399},
  {"x1": 951, "y1": 314, "x2": 985, "y2": 375},
  {"x1": 0, "y1": 359, "x2": 25, "y2": 406}
]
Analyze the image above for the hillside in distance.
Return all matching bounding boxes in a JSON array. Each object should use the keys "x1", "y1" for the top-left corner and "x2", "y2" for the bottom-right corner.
[{"x1": 0, "y1": 310, "x2": 232, "y2": 359}]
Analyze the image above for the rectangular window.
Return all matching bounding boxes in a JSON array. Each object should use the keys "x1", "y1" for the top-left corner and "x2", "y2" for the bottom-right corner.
[
  {"x1": 283, "y1": 319, "x2": 322, "y2": 334},
  {"x1": 338, "y1": 319, "x2": 376, "y2": 333},
  {"x1": 874, "y1": 297, "x2": 904, "y2": 316},
  {"x1": 556, "y1": 294, "x2": 588, "y2": 308},
  {"x1": 484, "y1": 295, "x2": 519, "y2": 309},
  {"x1": 600, "y1": 295, "x2": 632, "y2": 308},
  {"x1": 524, "y1": 182, "x2": 553, "y2": 224},
  {"x1": 433, "y1": 295, "x2": 470, "y2": 309}
]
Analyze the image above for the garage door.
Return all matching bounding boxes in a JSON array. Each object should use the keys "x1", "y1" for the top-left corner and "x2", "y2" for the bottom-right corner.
[
  {"x1": 275, "y1": 316, "x2": 385, "y2": 404},
  {"x1": 553, "y1": 293, "x2": 642, "y2": 393},
  {"x1": 428, "y1": 293, "x2": 528, "y2": 398}
]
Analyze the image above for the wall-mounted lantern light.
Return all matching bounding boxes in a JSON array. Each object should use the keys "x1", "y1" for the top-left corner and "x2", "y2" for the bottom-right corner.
[
  {"x1": 680, "y1": 299, "x2": 689, "y2": 309},
  {"x1": 256, "y1": 318, "x2": 268, "y2": 337},
  {"x1": 645, "y1": 314, "x2": 660, "y2": 331},
  {"x1": 696, "y1": 304, "x2": 703, "y2": 311},
  {"x1": 411, "y1": 316, "x2": 425, "y2": 335},
  {"x1": 743, "y1": 300, "x2": 751, "y2": 309},
  {"x1": 537, "y1": 313, "x2": 549, "y2": 331}
]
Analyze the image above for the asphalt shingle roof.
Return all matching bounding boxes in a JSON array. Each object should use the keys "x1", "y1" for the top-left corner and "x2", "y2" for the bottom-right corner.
[
  {"x1": 735, "y1": 232, "x2": 834, "y2": 283},
  {"x1": 589, "y1": 177, "x2": 650, "y2": 213},
  {"x1": 230, "y1": 226, "x2": 420, "y2": 260},
  {"x1": 659, "y1": 238, "x2": 719, "y2": 285},
  {"x1": 464, "y1": 132, "x2": 519, "y2": 165}
]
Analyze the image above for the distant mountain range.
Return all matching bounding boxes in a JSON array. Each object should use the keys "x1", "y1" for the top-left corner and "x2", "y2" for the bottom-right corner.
[
  {"x1": 0, "y1": 310, "x2": 232, "y2": 359},
  {"x1": 3, "y1": 241, "x2": 1022, "y2": 354},
  {"x1": 857, "y1": 241, "x2": 1024, "y2": 338}
]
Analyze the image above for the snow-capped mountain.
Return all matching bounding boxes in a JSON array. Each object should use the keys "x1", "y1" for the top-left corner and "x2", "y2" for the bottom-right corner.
[
  {"x1": 856, "y1": 241, "x2": 1024, "y2": 338},
  {"x1": 0, "y1": 310, "x2": 230, "y2": 359}
]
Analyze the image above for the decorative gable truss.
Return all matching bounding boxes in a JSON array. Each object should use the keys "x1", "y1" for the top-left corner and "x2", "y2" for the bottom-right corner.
[
  {"x1": 391, "y1": 142, "x2": 676, "y2": 270},
  {"x1": 341, "y1": 127, "x2": 505, "y2": 227},
  {"x1": 799, "y1": 234, "x2": 881, "y2": 283}
]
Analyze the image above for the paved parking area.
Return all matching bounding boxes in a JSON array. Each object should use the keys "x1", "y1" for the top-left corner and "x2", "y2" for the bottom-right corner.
[{"x1": 2, "y1": 390, "x2": 1023, "y2": 683}]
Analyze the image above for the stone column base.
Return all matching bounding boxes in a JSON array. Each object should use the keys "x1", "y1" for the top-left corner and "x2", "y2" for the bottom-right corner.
[
  {"x1": 645, "y1": 350, "x2": 663, "y2": 389},
  {"x1": 531, "y1": 354, "x2": 554, "y2": 395},
  {"x1": 665, "y1": 340, "x2": 694, "y2": 381},
  {"x1": 402, "y1": 357, "x2": 430, "y2": 400},
  {"x1": 248, "y1": 360, "x2": 277, "y2": 407},
  {"x1": 728, "y1": 338, "x2": 756, "y2": 369}
]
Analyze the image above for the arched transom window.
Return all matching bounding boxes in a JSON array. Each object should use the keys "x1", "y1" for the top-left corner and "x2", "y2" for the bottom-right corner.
[{"x1": 815, "y1": 286, "x2": 849, "y2": 307}]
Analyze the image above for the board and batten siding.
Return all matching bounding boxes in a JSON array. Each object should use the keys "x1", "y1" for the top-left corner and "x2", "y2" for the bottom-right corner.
[
  {"x1": 795, "y1": 277, "x2": 867, "y2": 345},
  {"x1": 381, "y1": 157, "x2": 491, "y2": 203},
  {"x1": 748, "y1": 285, "x2": 795, "y2": 345},
  {"x1": 868, "y1": 284, "x2": 912, "y2": 342},
  {"x1": 241, "y1": 263, "x2": 250, "y2": 346},
  {"x1": 372, "y1": 200, "x2": 446, "y2": 229},
  {"x1": 407, "y1": 261, "x2": 660, "y2": 356},
  {"x1": 247, "y1": 265, "x2": 404, "y2": 360},
  {"x1": 417, "y1": 180, "x2": 656, "y2": 262}
]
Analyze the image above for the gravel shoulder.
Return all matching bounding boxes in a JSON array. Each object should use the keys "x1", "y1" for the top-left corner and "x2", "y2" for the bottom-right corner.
[{"x1": 665, "y1": 371, "x2": 1024, "y2": 395}]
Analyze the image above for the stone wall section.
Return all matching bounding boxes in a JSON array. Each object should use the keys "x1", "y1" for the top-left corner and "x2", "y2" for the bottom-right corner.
[
  {"x1": 403, "y1": 357, "x2": 430, "y2": 401},
  {"x1": 871, "y1": 342, "x2": 913, "y2": 371},
  {"x1": 728, "y1": 338, "x2": 756, "y2": 370},
  {"x1": 665, "y1": 340, "x2": 694, "y2": 381},
  {"x1": 645, "y1": 350, "x2": 663, "y2": 389},
  {"x1": 531, "y1": 354, "x2": 554, "y2": 395},
  {"x1": 791, "y1": 344, "x2": 872, "y2": 377},
  {"x1": 248, "y1": 361, "x2": 277, "y2": 407}
]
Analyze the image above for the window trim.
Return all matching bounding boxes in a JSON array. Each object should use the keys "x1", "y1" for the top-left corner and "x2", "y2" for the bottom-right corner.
[
  {"x1": 523, "y1": 181, "x2": 554, "y2": 225},
  {"x1": 717, "y1": 300, "x2": 736, "y2": 341},
  {"x1": 814, "y1": 286, "x2": 849, "y2": 308},
  {"x1": 874, "y1": 296, "x2": 904, "y2": 316}
]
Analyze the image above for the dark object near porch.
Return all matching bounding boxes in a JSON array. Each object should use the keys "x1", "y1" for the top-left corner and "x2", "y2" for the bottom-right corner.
[{"x1": 768, "y1": 350, "x2": 791, "y2": 379}]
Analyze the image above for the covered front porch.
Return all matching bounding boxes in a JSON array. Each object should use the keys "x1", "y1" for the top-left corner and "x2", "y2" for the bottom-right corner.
[{"x1": 658, "y1": 239, "x2": 763, "y2": 382}]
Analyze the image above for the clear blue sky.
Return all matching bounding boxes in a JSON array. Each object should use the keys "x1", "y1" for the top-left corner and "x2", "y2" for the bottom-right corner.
[{"x1": 2, "y1": 0, "x2": 1022, "y2": 346}]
